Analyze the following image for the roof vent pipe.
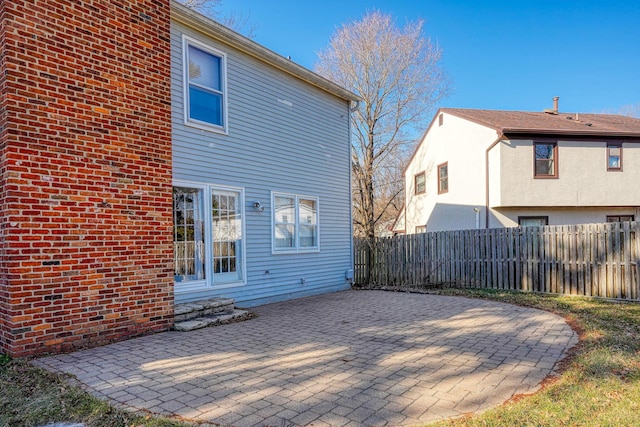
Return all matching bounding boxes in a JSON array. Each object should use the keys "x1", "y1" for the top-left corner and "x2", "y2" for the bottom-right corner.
[{"x1": 553, "y1": 96, "x2": 559, "y2": 113}]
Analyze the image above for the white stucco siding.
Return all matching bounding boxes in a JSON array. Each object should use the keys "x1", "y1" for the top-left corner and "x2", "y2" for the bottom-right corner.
[
  {"x1": 497, "y1": 140, "x2": 640, "y2": 207},
  {"x1": 487, "y1": 141, "x2": 502, "y2": 212},
  {"x1": 491, "y1": 207, "x2": 640, "y2": 228},
  {"x1": 404, "y1": 112, "x2": 499, "y2": 233}
]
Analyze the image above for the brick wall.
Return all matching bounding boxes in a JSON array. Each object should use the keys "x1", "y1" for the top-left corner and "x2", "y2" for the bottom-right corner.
[{"x1": 0, "y1": 0, "x2": 174, "y2": 357}]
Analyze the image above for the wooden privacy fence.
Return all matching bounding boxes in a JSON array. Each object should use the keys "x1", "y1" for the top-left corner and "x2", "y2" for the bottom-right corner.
[{"x1": 354, "y1": 221, "x2": 640, "y2": 300}]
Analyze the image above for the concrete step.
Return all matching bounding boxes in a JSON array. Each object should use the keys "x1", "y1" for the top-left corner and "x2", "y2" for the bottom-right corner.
[
  {"x1": 173, "y1": 309, "x2": 252, "y2": 332},
  {"x1": 174, "y1": 298, "x2": 235, "y2": 322}
]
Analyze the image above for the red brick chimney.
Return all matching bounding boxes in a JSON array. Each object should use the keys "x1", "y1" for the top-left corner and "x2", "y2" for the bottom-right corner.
[{"x1": 0, "y1": 0, "x2": 174, "y2": 357}]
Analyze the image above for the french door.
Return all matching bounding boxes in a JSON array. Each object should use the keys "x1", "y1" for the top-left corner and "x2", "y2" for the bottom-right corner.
[{"x1": 173, "y1": 183, "x2": 244, "y2": 292}]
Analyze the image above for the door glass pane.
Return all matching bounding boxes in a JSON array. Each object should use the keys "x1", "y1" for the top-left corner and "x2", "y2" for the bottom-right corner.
[
  {"x1": 212, "y1": 189, "x2": 242, "y2": 282},
  {"x1": 173, "y1": 187, "x2": 205, "y2": 282}
]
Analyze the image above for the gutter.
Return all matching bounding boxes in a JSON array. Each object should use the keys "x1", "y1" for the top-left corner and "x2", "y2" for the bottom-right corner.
[
  {"x1": 484, "y1": 133, "x2": 504, "y2": 228},
  {"x1": 502, "y1": 129, "x2": 640, "y2": 138}
]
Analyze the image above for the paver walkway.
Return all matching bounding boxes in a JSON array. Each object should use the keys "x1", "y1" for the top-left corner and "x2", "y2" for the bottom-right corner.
[{"x1": 34, "y1": 290, "x2": 577, "y2": 427}]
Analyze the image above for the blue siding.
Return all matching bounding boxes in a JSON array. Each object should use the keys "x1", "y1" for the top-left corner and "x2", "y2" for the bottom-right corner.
[{"x1": 171, "y1": 22, "x2": 353, "y2": 306}]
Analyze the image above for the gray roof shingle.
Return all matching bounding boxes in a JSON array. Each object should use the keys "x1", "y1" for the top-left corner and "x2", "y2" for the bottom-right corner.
[{"x1": 442, "y1": 108, "x2": 640, "y2": 137}]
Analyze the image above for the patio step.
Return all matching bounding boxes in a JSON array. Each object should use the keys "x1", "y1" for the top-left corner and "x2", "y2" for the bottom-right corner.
[
  {"x1": 174, "y1": 297, "x2": 235, "y2": 322},
  {"x1": 173, "y1": 298, "x2": 252, "y2": 332}
]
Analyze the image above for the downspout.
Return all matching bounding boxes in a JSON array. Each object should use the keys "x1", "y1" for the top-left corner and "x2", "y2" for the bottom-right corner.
[
  {"x1": 348, "y1": 100, "x2": 355, "y2": 281},
  {"x1": 484, "y1": 133, "x2": 504, "y2": 228}
]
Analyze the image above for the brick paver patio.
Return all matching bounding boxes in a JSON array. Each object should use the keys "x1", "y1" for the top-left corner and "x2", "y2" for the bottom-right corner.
[{"x1": 34, "y1": 290, "x2": 578, "y2": 426}]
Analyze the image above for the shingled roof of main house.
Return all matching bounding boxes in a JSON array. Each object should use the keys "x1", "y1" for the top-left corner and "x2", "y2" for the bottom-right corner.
[{"x1": 442, "y1": 108, "x2": 640, "y2": 137}]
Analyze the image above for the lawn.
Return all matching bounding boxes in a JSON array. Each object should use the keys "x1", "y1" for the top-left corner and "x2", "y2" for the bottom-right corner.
[{"x1": 2, "y1": 289, "x2": 640, "y2": 426}]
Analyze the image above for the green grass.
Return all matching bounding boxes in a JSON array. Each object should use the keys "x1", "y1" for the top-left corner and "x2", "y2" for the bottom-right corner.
[{"x1": 2, "y1": 289, "x2": 640, "y2": 426}]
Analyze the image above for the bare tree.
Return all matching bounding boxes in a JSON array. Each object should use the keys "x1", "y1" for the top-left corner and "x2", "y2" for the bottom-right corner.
[
  {"x1": 616, "y1": 103, "x2": 640, "y2": 118},
  {"x1": 178, "y1": 0, "x2": 222, "y2": 16},
  {"x1": 315, "y1": 11, "x2": 449, "y2": 243},
  {"x1": 177, "y1": 0, "x2": 257, "y2": 38}
]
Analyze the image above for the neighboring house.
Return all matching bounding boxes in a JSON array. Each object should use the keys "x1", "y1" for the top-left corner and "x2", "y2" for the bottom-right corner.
[
  {"x1": 374, "y1": 219, "x2": 398, "y2": 238},
  {"x1": 398, "y1": 100, "x2": 640, "y2": 233},
  {"x1": 0, "y1": 0, "x2": 357, "y2": 357}
]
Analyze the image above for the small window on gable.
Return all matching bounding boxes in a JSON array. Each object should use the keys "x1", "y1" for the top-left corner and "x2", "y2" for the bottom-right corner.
[
  {"x1": 414, "y1": 172, "x2": 426, "y2": 195},
  {"x1": 607, "y1": 144, "x2": 622, "y2": 171},
  {"x1": 437, "y1": 162, "x2": 448, "y2": 194},
  {"x1": 534, "y1": 142, "x2": 557, "y2": 178},
  {"x1": 438, "y1": 113, "x2": 443, "y2": 126},
  {"x1": 184, "y1": 36, "x2": 227, "y2": 133}
]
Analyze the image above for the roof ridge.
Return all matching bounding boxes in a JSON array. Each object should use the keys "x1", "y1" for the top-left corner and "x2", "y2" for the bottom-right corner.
[
  {"x1": 438, "y1": 107, "x2": 640, "y2": 137},
  {"x1": 442, "y1": 107, "x2": 640, "y2": 118}
]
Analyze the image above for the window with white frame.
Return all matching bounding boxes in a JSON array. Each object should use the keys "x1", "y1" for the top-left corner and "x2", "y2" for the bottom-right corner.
[
  {"x1": 184, "y1": 36, "x2": 227, "y2": 132},
  {"x1": 273, "y1": 193, "x2": 319, "y2": 252},
  {"x1": 173, "y1": 183, "x2": 243, "y2": 291}
]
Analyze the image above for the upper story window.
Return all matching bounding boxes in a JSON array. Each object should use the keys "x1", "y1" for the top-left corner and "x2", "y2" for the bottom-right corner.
[
  {"x1": 437, "y1": 162, "x2": 448, "y2": 194},
  {"x1": 534, "y1": 142, "x2": 557, "y2": 178},
  {"x1": 273, "y1": 193, "x2": 319, "y2": 253},
  {"x1": 414, "y1": 172, "x2": 426, "y2": 195},
  {"x1": 184, "y1": 36, "x2": 227, "y2": 133},
  {"x1": 607, "y1": 144, "x2": 622, "y2": 171}
]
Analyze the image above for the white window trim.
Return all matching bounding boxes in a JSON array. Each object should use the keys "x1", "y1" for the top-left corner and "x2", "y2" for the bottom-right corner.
[
  {"x1": 173, "y1": 180, "x2": 246, "y2": 294},
  {"x1": 182, "y1": 35, "x2": 229, "y2": 135},
  {"x1": 271, "y1": 192, "x2": 320, "y2": 254}
]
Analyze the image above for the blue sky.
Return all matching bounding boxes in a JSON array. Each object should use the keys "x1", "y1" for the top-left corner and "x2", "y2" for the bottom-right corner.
[{"x1": 219, "y1": 0, "x2": 640, "y2": 114}]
